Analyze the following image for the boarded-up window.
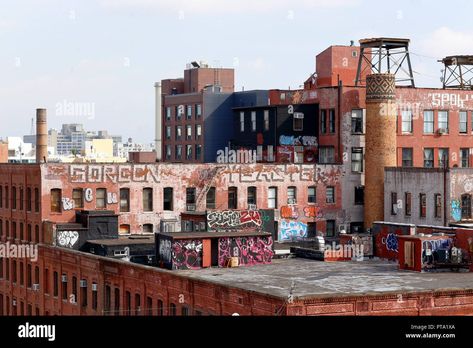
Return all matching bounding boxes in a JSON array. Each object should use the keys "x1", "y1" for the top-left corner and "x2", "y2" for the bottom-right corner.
[
  {"x1": 50, "y1": 189, "x2": 61, "y2": 213},
  {"x1": 96, "y1": 188, "x2": 106, "y2": 209}
]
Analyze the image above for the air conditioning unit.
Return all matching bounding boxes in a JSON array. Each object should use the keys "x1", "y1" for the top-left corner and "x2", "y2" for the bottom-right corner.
[
  {"x1": 287, "y1": 198, "x2": 297, "y2": 205},
  {"x1": 12, "y1": 299, "x2": 17, "y2": 306},
  {"x1": 61, "y1": 275, "x2": 67, "y2": 283},
  {"x1": 32, "y1": 283, "x2": 40, "y2": 291},
  {"x1": 338, "y1": 225, "x2": 347, "y2": 234},
  {"x1": 80, "y1": 280, "x2": 87, "y2": 288},
  {"x1": 187, "y1": 204, "x2": 196, "y2": 211},
  {"x1": 91, "y1": 283, "x2": 98, "y2": 292},
  {"x1": 437, "y1": 128, "x2": 447, "y2": 135},
  {"x1": 293, "y1": 112, "x2": 304, "y2": 119}
]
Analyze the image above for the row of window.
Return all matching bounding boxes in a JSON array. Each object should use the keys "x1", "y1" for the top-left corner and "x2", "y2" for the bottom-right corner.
[
  {"x1": 165, "y1": 104, "x2": 202, "y2": 121},
  {"x1": 164, "y1": 144, "x2": 202, "y2": 161},
  {"x1": 239, "y1": 110, "x2": 271, "y2": 132},
  {"x1": 391, "y1": 192, "x2": 442, "y2": 218},
  {"x1": 0, "y1": 186, "x2": 40, "y2": 212},
  {"x1": 0, "y1": 219, "x2": 40, "y2": 242},
  {"x1": 401, "y1": 110, "x2": 473, "y2": 134},
  {"x1": 0, "y1": 295, "x2": 40, "y2": 316},
  {"x1": 320, "y1": 109, "x2": 336, "y2": 134},
  {"x1": 165, "y1": 124, "x2": 202, "y2": 141},
  {"x1": 50, "y1": 186, "x2": 335, "y2": 213},
  {"x1": 401, "y1": 148, "x2": 469, "y2": 168}
]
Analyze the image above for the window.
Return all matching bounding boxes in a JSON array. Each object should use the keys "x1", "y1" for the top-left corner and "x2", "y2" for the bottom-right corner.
[
  {"x1": 114, "y1": 288, "x2": 120, "y2": 315},
  {"x1": 163, "y1": 188, "x2": 173, "y2": 211},
  {"x1": 247, "y1": 186, "x2": 257, "y2": 206},
  {"x1": 0, "y1": 186, "x2": 2, "y2": 208},
  {"x1": 351, "y1": 109, "x2": 363, "y2": 134},
  {"x1": 329, "y1": 109, "x2": 335, "y2": 133},
  {"x1": 435, "y1": 193, "x2": 442, "y2": 219},
  {"x1": 20, "y1": 262, "x2": 24, "y2": 286},
  {"x1": 44, "y1": 269, "x2": 49, "y2": 294},
  {"x1": 146, "y1": 297, "x2": 153, "y2": 316},
  {"x1": 196, "y1": 104, "x2": 202, "y2": 118},
  {"x1": 72, "y1": 189, "x2": 83, "y2": 208},
  {"x1": 96, "y1": 188, "x2": 106, "y2": 209},
  {"x1": 391, "y1": 192, "x2": 398, "y2": 215},
  {"x1": 318, "y1": 146, "x2": 335, "y2": 164},
  {"x1": 19, "y1": 187, "x2": 23, "y2": 210},
  {"x1": 19, "y1": 222, "x2": 23, "y2": 240},
  {"x1": 166, "y1": 107, "x2": 171, "y2": 121},
  {"x1": 165, "y1": 145, "x2": 171, "y2": 160},
  {"x1": 12, "y1": 260, "x2": 17, "y2": 283},
  {"x1": 460, "y1": 111, "x2": 468, "y2": 134},
  {"x1": 228, "y1": 187, "x2": 238, "y2": 209},
  {"x1": 157, "y1": 299, "x2": 163, "y2": 316},
  {"x1": 176, "y1": 126, "x2": 182, "y2": 141},
  {"x1": 125, "y1": 291, "x2": 131, "y2": 315},
  {"x1": 50, "y1": 189, "x2": 61, "y2": 213},
  {"x1": 320, "y1": 110, "x2": 327, "y2": 134},
  {"x1": 405, "y1": 192, "x2": 412, "y2": 216},
  {"x1": 170, "y1": 303, "x2": 176, "y2": 316},
  {"x1": 402, "y1": 148, "x2": 413, "y2": 167},
  {"x1": 293, "y1": 113, "x2": 303, "y2": 131},
  {"x1": 165, "y1": 126, "x2": 171, "y2": 140},
  {"x1": 134, "y1": 294, "x2": 141, "y2": 315},
  {"x1": 439, "y1": 148, "x2": 449, "y2": 168},
  {"x1": 35, "y1": 225, "x2": 39, "y2": 243},
  {"x1": 81, "y1": 280, "x2": 88, "y2": 307},
  {"x1": 12, "y1": 221, "x2": 16, "y2": 239},
  {"x1": 62, "y1": 274, "x2": 68, "y2": 300},
  {"x1": 186, "y1": 188, "x2": 196, "y2": 211},
  {"x1": 53, "y1": 272, "x2": 58, "y2": 297},
  {"x1": 240, "y1": 112, "x2": 245, "y2": 132},
  {"x1": 326, "y1": 220, "x2": 335, "y2": 237},
  {"x1": 0, "y1": 220, "x2": 2, "y2": 238},
  {"x1": 401, "y1": 110, "x2": 413, "y2": 133},
  {"x1": 287, "y1": 186, "x2": 297, "y2": 204},
  {"x1": 182, "y1": 306, "x2": 189, "y2": 316},
  {"x1": 34, "y1": 188, "x2": 39, "y2": 212},
  {"x1": 462, "y1": 194, "x2": 472, "y2": 220},
  {"x1": 104, "y1": 285, "x2": 111, "y2": 314},
  {"x1": 308, "y1": 186, "x2": 316, "y2": 203},
  {"x1": 251, "y1": 111, "x2": 256, "y2": 131},
  {"x1": 438, "y1": 111, "x2": 449, "y2": 132},
  {"x1": 196, "y1": 124, "x2": 202, "y2": 140},
  {"x1": 27, "y1": 224, "x2": 31, "y2": 242},
  {"x1": 186, "y1": 105, "x2": 192, "y2": 119},
  {"x1": 119, "y1": 224, "x2": 130, "y2": 234},
  {"x1": 268, "y1": 187, "x2": 277, "y2": 209},
  {"x1": 424, "y1": 148, "x2": 434, "y2": 168},
  {"x1": 92, "y1": 283, "x2": 98, "y2": 310},
  {"x1": 12, "y1": 187, "x2": 16, "y2": 210},
  {"x1": 72, "y1": 276, "x2": 77, "y2": 304},
  {"x1": 143, "y1": 188, "x2": 153, "y2": 212},
  {"x1": 206, "y1": 187, "x2": 216, "y2": 209},
  {"x1": 175, "y1": 145, "x2": 182, "y2": 160},
  {"x1": 461, "y1": 148, "x2": 470, "y2": 168},
  {"x1": 186, "y1": 125, "x2": 192, "y2": 140},
  {"x1": 351, "y1": 147, "x2": 363, "y2": 172},
  {"x1": 423, "y1": 110, "x2": 434, "y2": 134},
  {"x1": 186, "y1": 145, "x2": 192, "y2": 160},
  {"x1": 326, "y1": 187, "x2": 335, "y2": 204},
  {"x1": 195, "y1": 145, "x2": 202, "y2": 160},
  {"x1": 176, "y1": 105, "x2": 183, "y2": 120},
  {"x1": 419, "y1": 193, "x2": 426, "y2": 218},
  {"x1": 264, "y1": 110, "x2": 269, "y2": 131},
  {"x1": 355, "y1": 186, "x2": 364, "y2": 205},
  {"x1": 120, "y1": 188, "x2": 130, "y2": 212}
]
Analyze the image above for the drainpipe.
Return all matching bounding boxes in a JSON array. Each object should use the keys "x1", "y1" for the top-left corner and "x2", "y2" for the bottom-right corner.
[{"x1": 337, "y1": 78, "x2": 343, "y2": 164}]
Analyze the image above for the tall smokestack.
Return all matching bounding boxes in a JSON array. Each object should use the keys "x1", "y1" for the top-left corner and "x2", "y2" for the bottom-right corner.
[
  {"x1": 364, "y1": 74, "x2": 397, "y2": 229},
  {"x1": 36, "y1": 108, "x2": 48, "y2": 163},
  {"x1": 155, "y1": 82, "x2": 162, "y2": 161}
]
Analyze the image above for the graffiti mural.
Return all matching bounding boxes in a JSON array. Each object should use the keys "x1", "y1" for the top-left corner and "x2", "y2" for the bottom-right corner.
[
  {"x1": 107, "y1": 192, "x2": 118, "y2": 204},
  {"x1": 159, "y1": 239, "x2": 172, "y2": 264},
  {"x1": 422, "y1": 238, "x2": 452, "y2": 268},
  {"x1": 382, "y1": 233, "x2": 399, "y2": 252},
  {"x1": 62, "y1": 198, "x2": 74, "y2": 211},
  {"x1": 279, "y1": 220, "x2": 308, "y2": 241},
  {"x1": 279, "y1": 135, "x2": 317, "y2": 146},
  {"x1": 218, "y1": 236, "x2": 273, "y2": 267},
  {"x1": 207, "y1": 210, "x2": 262, "y2": 231},
  {"x1": 280, "y1": 206, "x2": 299, "y2": 219},
  {"x1": 172, "y1": 240, "x2": 203, "y2": 270},
  {"x1": 57, "y1": 231, "x2": 79, "y2": 248},
  {"x1": 451, "y1": 200, "x2": 461, "y2": 222},
  {"x1": 303, "y1": 206, "x2": 322, "y2": 219}
]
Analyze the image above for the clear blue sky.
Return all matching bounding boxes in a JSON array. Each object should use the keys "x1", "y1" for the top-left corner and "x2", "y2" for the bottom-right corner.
[{"x1": 1, "y1": 0, "x2": 473, "y2": 143}]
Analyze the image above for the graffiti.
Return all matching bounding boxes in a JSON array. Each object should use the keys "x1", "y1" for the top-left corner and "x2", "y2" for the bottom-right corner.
[
  {"x1": 430, "y1": 92, "x2": 469, "y2": 108},
  {"x1": 279, "y1": 135, "x2": 317, "y2": 146},
  {"x1": 422, "y1": 239, "x2": 452, "y2": 266},
  {"x1": 280, "y1": 206, "x2": 299, "y2": 219},
  {"x1": 172, "y1": 240, "x2": 203, "y2": 270},
  {"x1": 218, "y1": 236, "x2": 273, "y2": 267},
  {"x1": 382, "y1": 233, "x2": 399, "y2": 252},
  {"x1": 85, "y1": 188, "x2": 93, "y2": 202},
  {"x1": 451, "y1": 200, "x2": 461, "y2": 222},
  {"x1": 107, "y1": 192, "x2": 118, "y2": 204},
  {"x1": 303, "y1": 206, "x2": 322, "y2": 219},
  {"x1": 57, "y1": 231, "x2": 79, "y2": 248},
  {"x1": 207, "y1": 210, "x2": 262, "y2": 231},
  {"x1": 159, "y1": 239, "x2": 172, "y2": 263},
  {"x1": 464, "y1": 178, "x2": 473, "y2": 193},
  {"x1": 62, "y1": 198, "x2": 74, "y2": 211},
  {"x1": 69, "y1": 164, "x2": 160, "y2": 183},
  {"x1": 279, "y1": 220, "x2": 308, "y2": 241}
]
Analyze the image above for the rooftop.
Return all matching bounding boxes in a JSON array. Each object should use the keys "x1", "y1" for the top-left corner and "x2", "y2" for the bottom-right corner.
[
  {"x1": 158, "y1": 231, "x2": 271, "y2": 240},
  {"x1": 176, "y1": 258, "x2": 473, "y2": 300},
  {"x1": 86, "y1": 236, "x2": 155, "y2": 246}
]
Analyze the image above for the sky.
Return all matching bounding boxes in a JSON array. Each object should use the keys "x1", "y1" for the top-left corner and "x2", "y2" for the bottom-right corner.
[{"x1": 1, "y1": 0, "x2": 473, "y2": 143}]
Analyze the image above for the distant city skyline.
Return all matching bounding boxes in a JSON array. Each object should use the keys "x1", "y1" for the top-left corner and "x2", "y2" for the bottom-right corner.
[{"x1": 2, "y1": 0, "x2": 473, "y2": 142}]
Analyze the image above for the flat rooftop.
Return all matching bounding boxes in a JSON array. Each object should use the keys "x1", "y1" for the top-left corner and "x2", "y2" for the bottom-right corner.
[
  {"x1": 176, "y1": 258, "x2": 473, "y2": 300},
  {"x1": 86, "y1": 236, "x2": 155, "y2": 246}
]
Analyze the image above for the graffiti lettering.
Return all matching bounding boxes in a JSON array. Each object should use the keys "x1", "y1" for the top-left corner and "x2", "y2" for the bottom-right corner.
[
  {"x1": 57, "y1": 231, "x2": 79, "y2": 248},
  {"x1": 280, "y1": 206, "x2": 299, "y2": 219},
  {"x1": 451, "y1": 200, "x2": 461, "y2": 222},
  {"x1": 430, "y1": 93, "x2": 469, "y2": 108},
  {"x1": 279, "y1": 220, "x2": 308, "y2": 241},
  {"x1": 62, "y1": 198, "x2": 74, "y2": 211},
  {"x1": 107, "y1": 192, "x2": 118, "y2": 204},
  {"x1": 69, "y1": 164, "x2": 160, "y2": 183},
  {"x1": 207, "y1": 210, "x2": 262, "y2": 231},
  {"x1": 85, "y1": 188, "x2": 93, "y2": 202},
  {"x1": 303, "y1": 205, "x2": 322, "y2": 219}
]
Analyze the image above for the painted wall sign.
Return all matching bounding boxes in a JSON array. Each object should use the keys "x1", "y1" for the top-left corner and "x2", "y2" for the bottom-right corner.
[
  {"x1": 84, "y1": 188, "x2": 93, "y2": 202},
  {"x1": 207, "y1": 210, "x2": 262, "y2": 231},
  {"x1": 69, "y1": 164, "x2": 160, "y2": 183},
  {"x1": 57, "y1": 231, "x2": 79, "y2": 248},
  {"x1": 429, "y1": 93, "x2": 470, "y2": 108},
  {"x1": 279, "y1": 220, "x2": 308, "y2": 241},
  {"x1": 107, "y1": 192, "x2": 118, "y2": 204}
]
